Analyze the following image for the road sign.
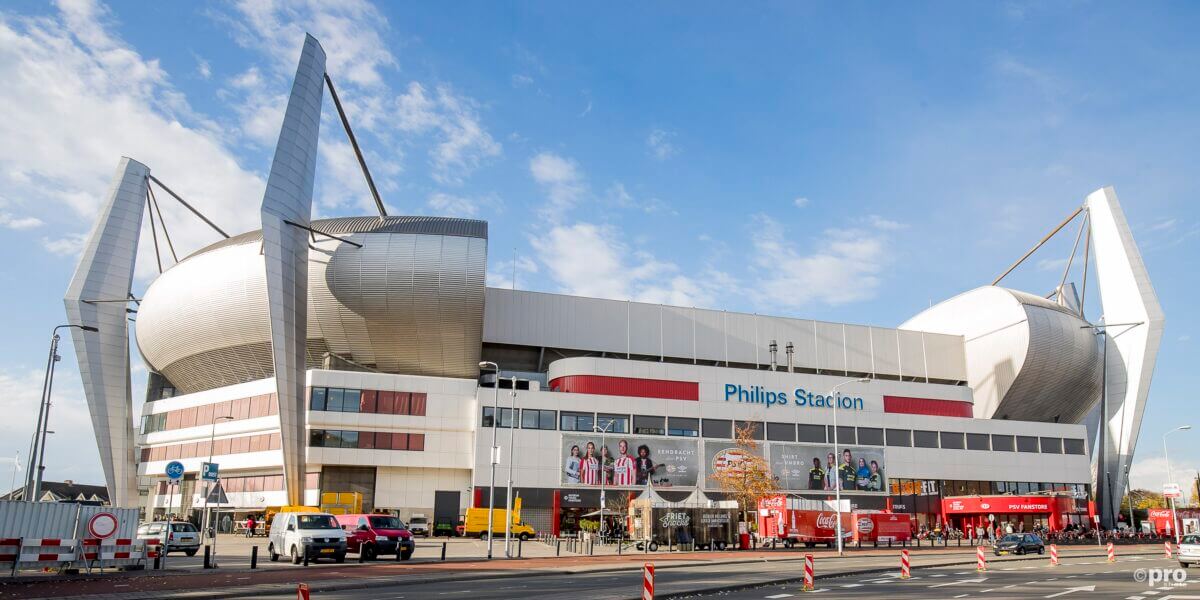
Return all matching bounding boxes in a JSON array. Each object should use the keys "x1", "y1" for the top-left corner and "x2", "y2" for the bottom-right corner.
[
  {"x1": 87, "y1": 512, "x2": 118, "y2": 539},
  {"x1": 1163, "y1": 483, "x2": 1183, "y2": 498},
  {"x1": 202, "y1": 461, "x2": 219, "y2": 482},
  {"x1": 166, "y1": 460, "x2": 184, "y2": 480}
]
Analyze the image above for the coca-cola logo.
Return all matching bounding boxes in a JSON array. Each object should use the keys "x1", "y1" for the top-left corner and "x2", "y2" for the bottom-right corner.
[
  {"x1": 760, "y1": 496, "x2": 785, "y2": 510},
  {"x1": 857, "y1": 517, "x2": 874, "y2": 533},
  {"x1": 816, "y1": 513, "x2": 838, "y2": 529}
]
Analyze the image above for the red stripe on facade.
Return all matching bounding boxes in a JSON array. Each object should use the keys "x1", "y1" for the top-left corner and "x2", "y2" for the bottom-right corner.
[
  {"x1": 884, "y1": 396, "x2": 973, "y2": 418},
  {"x1": 549, "y1": 375, "x2": 699, "y2": 401}
]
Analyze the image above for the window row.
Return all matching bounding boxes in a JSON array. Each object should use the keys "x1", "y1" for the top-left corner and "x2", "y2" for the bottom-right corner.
[
  {"x1": 310, "y1": 387, "x2": 427, "y2": 416},
  {"x1": 154, "y1": 472, "x2": 319, "y2": 494},
  {"x1": 140, "y1": 432, "x2": 282, "y2": 462},
  {"x1": 477, "y1": 409, "x2": 1086, "y2": 455},
  {"x1": 888, "y1": 478, "x2": 1089, "y2": 498},
  {"x1": 308, "y1": 429, "x2": 426, "y2": 451},
  {"x1": 141, "y1": 394, "x2": 279, "y2": 434}
]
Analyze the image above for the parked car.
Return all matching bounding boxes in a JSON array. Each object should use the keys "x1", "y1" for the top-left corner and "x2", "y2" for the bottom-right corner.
[
  {"x1": 268, "y1": 512, "x2": 347, "y2": 564},
  {"x1": 136, "y1": 521, "x2": 200, "y2": 556},
  {"x1": 408, "y1": 514, "x2": 430, "y2": 537},
  {"x1": 994, "y1": 533, "x2": 1045, "y2": 556},
  {"x1": 336, "y1": 514, "x2": 415, "y2": 560},
  {"x1": 1179, "y1": 534, "x2": 1200, "y2": 568}
]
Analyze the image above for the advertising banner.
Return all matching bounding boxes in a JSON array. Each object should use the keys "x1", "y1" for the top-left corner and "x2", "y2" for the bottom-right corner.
[
  {"x1": 768, "y1": 443, "x2": 887, "y2": 493},
  {"x1": 703, "y1": 441, "x2": 767, "y2": 489},
  {"x1": 561, "y1": 434, "x2": 699, "y2": 488}
]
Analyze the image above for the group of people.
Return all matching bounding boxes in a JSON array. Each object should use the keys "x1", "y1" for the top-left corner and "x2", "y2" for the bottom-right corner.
[
  {"x1": 806, "y1": 449, "x2": 884, "y2": 492},
  {"x1": 564, "y1": 439, "x2": 657, "y2": 486}
]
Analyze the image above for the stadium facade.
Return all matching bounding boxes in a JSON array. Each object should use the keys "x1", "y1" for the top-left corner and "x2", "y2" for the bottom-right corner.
[{"x1": 61, "y1": 35, "x2": 1163, "y2": 536}]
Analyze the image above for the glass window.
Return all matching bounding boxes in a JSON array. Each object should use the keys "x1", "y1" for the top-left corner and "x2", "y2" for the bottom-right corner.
[
  {"x1": 992, "y1": 434, "x2": 1015, "y2": 452},
  {"x1": 596, "y1": 414, "x2": 629, "y2": 434},
  {"x1": 309, "y1": 429, "x2": 325, "y2": 447},
  {"x1": 857, "y1": 427, "x2": 884, "y2": 446},
  {"x1": 560, "y1": 411, "x2": 594, "y2": 432},
  {"x1": 702, "y1": 419, "x2": 732, "y2": 439},
  {"x1": 342, "y1": 389, "x2": 361, "y2": 413},
  {"x1": 966, "y1": 433, "x2": 990, "y2": 451},
  {"x1": 1016, "y1": 436, "x2": 1039, "y2": 453},
  {"x1": 1040, "y1": 437, "x2": 1063, "y2": 454},
  {"x1": 885, "y1": 429, "x2": 911, "y2": 447},
  {"x1": 766, "y1": 422, "x2": 795, "y2": 442},
  {"x1": 667, "y1": 417, "x2": 699, "y2": 437},
  {"x1": 827, "y1": 425, "x2": 855, "y2": 445},
  {"x1": 483, "y1": 407, "x2": 514, "y2": 427},
  {"x1": 913, "y1": 430, "x2": 938, "y2": 448},
  {"x1": 735, "y1": 420, "x2": 765, "y2": 440},
  {"x1": 634, "y1": 415, "x2": 666, "y2": 436},
  {"x1": 481, "y1": 406, "x2": 495, "y2": 428},
  {"x1": 521, "y1": 409, "x2": 556, "y2": 430},
  {"x1": 310, "y1": 387, "x2": 327, "y2": 411},
  {"x1": 326, "y1": 388, "x2": 345, "y2": 412},
  {"x1": 797, "y1": 424, "x2": 826, "y2": 443},
  {"x1": 940, "y1": 432, "x2": 965, "y2": 449},
  {"x1": 1063, "y1": 438, "x2": 1086, "y2": 455},
  {"x1": 324, "y1": 430, "x2": 343, "y2": 448},
  {"x1": 341, "y1": 431, "x2": 358, "y2": 448}
]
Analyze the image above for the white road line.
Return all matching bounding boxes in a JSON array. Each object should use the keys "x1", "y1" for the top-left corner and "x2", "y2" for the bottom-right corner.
[
  {"x1": 929, "y1": 574, "x2": 948, "y2": 577},
  {"x1": 1146, "y1": 593, "x2": 1160, "y2": 596},
  {"x1": 841, "y1": 584, "x2": 863, "y2": 588},
  {"x1": 929, "y1": 578, "x2": 988, "y2": 588},
  {"x1": 954, "y1": 595, "x2": 969, "y2": 599},
  {"x1": 1126, "y1": 596, "x2": 1145, "y2": 600},
  {"x1": 765, "y1": 594, "x2": 794, "y2": 599}
]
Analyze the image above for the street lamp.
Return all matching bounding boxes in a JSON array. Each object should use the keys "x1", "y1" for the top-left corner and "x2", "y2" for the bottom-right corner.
[
  {"x1": 1164, "y1": 425, "x2": 1192, "y2": 544},
  {"x1": 201, "y1": 413, "x2": 235, "y2": 566},
  {"x1": 27, "y1": 324, "x2": 98, "y2": 501},
  {"x1": 478, "y1": 361, "x2": 502, "y2": 560},
  {"x1": 504, "y1": 376, "x2": 518, "y2": 558},
  {"x1": 592, "y1": 418, "x2": 618, "y2": 540},
  {"x1": 830, "y1": 377, "x2": 870, "y2": 557}
]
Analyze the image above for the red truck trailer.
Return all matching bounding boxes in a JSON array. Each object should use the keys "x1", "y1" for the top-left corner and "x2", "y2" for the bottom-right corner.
[
  {"x1": 851, "y1": 511, "x2": 913, "y2": 543},
  {"x1": 756, "y1": 495, "x2": 853, "y2": 548}
]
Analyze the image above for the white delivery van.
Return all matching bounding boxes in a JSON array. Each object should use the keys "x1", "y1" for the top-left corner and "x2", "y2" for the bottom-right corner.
[{"x1": 268, "y1": 512, "x2": 348, "y2": 564}]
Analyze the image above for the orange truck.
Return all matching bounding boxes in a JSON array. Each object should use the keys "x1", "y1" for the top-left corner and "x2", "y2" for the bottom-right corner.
[{"x1": 756, "y1": 495, "x2": 852, "y2": 548}]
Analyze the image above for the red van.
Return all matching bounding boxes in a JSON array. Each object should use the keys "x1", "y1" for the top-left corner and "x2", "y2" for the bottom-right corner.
[{"x1": 335, "y1": 513, "x2": 416, "y2": 560}]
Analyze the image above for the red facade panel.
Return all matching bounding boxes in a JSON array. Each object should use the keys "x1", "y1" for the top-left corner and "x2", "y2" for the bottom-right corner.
[
  {"x1": 409, "y1": 393, "x2": 427, "y2": 416},
  {"x1": 883, "y1": 396, "x2": 973, "y2": 418},
  {"x1": 394, "y1": 392, "x2": 411, "y2": 415},
  {"x1": 549, "y1": 375, "x2": 699, "y2": 401}
]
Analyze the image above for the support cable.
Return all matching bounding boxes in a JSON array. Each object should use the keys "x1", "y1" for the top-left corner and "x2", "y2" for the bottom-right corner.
[
  {"x1": 145, "y1": 189, "x2": 163, "y2": 274},
  {"x1": 324, "y1": 73, "x2": 388, "y2": 221},
  {"x1": 283, "y1": 219, "x2": 363, "y2": 248},
  {"x1": 148, "y1": 175, "x2": 230, "y2": 239},
  {"x1": 147, "y1": 183, "x2": 179, "y2": 263},
  {"x1": 1056, "y1": 211, "x2": 1089, "y2": 299},
  {"x1": 1080, "y1": 222, "x2": 1092, "y2": 318},
  {"x1": 991, "y1": 205, "x2": 1084, "y2": 286}
]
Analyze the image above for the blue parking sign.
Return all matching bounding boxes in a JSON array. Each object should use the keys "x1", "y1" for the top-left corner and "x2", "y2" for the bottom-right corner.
[
  {"x1": 202, "y1": 462, "x2": 219, "y2": 482},
  {"x1": 166, "y1": 460, "x2": 184, "y2": 480}
]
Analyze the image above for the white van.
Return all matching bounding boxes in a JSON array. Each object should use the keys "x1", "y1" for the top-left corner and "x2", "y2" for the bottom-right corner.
[{"x1": 268, "y1": 512, "x2": 347, "y2": 564}]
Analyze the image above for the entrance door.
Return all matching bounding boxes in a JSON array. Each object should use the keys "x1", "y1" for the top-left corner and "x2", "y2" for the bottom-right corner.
[{"x1": 433, "y1": 491, "x2": 460, "y2": 537}]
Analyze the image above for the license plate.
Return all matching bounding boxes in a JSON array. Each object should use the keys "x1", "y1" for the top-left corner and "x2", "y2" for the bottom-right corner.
[{"x1": 320, "y1": 548, "x2": 335, "y2": 553}]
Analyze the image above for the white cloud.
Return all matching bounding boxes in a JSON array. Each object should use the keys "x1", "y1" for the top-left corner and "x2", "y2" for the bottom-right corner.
[
  {"x1": 749, "y1": 214, "x2": 888, "y2": 309},
  {"x1": 427, "y1": 192, "x2": 479, "y2": 218},
  {"x1": 1147, "y1": 218, "x2": 1177, "y2": 232},
  {"x1": 392, "y1": 82, "x2": 501, "y2": 185},
  {"x1": 867, "y1": 215, "x2": 908, "y2": 230},
  {"x1": 1129, "y1": 455, "x2": 1197, "y2": 505},
  {"x1": 487, "y1": 255, "x2": 538, "y2": 290},
  {"x1": 606, "y1": 182, "x2": 671, "y2": 214},
  {"x1": 196, "y1": 56, "x2": 211, "y2": 80},
  {"x1": 530, "y1": 152, "x2": 585, "y2": 218},
  {"x1": 0, "y1": 213, "x2": 44, "y2": 229},
  {"x1": 646, "y1": 128, "x2": 678, "y2": 160},
  {"x1": 1036, "y1": 257, "x2": 1070, "y2": 272},
  {"x1": 222, "y1": 66, "x2": 286, "y2": 147},
  {"x1": 793, "y1": 197, "x2": 810, "y2": 208},
  {"x1": 1180, "y1": 334, "x2": 1192, "y2": 342},
  {"x1": 511, "y1": 74, "x2": 533, "y2": 88},
  {"x1": 0, "y1": 366, "x2": 101, "y2": 486},
  {"x1": 41, "y1": 233, "x2": 88, "y2": 256}
]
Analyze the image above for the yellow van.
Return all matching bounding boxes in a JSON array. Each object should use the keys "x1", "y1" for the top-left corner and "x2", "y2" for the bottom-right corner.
[{"x1": 463, "y1": 497, "x2": 536, "y2": 540}]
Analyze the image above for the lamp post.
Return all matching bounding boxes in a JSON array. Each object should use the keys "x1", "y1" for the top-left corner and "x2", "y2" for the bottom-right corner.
[
  {"x1": 830, "y1": 377, "x2": 870, "y2": 557},
  {"x1": 592, "y1": 418, "x2": 618, "y2": 539},
  {"x1": 478, "y1": 361, "x2": 502, "y2": 560},
  {"x1": 1164, "y1": 425, "x2": 1192, "y2": 544},
  {"x1": 201, "y1": 413, "x2": 234, "y2": 566},
  {"x1": 27, "y1": 324, "x2": 98, "y2": 501},
  {"x1": 504, "y1": 376, "x2": 518, "y2": 558}
]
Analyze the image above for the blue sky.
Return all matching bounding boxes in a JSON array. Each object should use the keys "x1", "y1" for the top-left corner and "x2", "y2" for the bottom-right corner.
[{"x1": 0, "y1": 1, "x2": 1196, "y2": 499}]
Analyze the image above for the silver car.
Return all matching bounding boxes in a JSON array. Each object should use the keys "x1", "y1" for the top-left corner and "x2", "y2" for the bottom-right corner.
[
  {"x1": 137, "y1": 521, "x2": 201, "y2": 556},
  {"x1": 1180, "y1": 533, "x2": 1200, "y2": 568}
]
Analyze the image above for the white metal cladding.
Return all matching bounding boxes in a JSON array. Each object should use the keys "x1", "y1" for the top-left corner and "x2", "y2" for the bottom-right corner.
[
  {"x1": 483, "y1": 288, "x2": 968, "y2": 381},
  {"x1": 260, "y1": 33, "x2": 325, "y2": 506},
  {"x1": 135, "y1": 229, "x2": 488, "y2": 393},
  {"x1": 63, "y1": 157, "x2": 148, "y2": 508},
  {"x1": 0, "y1": 502, "x2": 140, "y2": 540}
]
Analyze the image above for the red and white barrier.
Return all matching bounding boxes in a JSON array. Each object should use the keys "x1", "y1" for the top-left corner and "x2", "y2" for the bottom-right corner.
[
  {"x1": 900, "y1": 549, "x2": 910, "y2": 579},
  {"x1": 642, "y1": 563, "x2": 655, "y2": 600},
  {"x1": 976, "y1": 546, "x2": 987, "y2": 572},
  {"x1": 1049, "y1": 544, "x2": 1059, "y2": 566},
  {"x1": 297, "y1": 583, "x2": 311, "y2": 600},
  {"x1": 1106, "y1": 542, "x2": 1115, "y2": 563},
  {"x1": 17, "y1": 539, "x2": 77, "y2": 566},
  {"x1": 803, "y1": 553, "x2": 815, "y2": 591},
  {"x1": 1165, "y1": 541, "x2": 1173, "y2": 559}
]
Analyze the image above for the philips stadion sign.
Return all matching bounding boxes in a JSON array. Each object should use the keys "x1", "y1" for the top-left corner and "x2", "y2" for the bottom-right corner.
[{"x1": 723, "y1": 384, "x2": 865, "y2": 411}]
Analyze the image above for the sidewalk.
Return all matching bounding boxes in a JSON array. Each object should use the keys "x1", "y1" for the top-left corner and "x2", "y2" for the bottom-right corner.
[{"x1": 0, "y1": 543, "x2": 1164, "y2": 600}]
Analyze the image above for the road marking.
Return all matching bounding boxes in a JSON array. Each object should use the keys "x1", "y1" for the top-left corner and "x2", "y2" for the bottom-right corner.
[
  {"x1": 840, "y1": 584, "x2": 863, "y2": 588},
  {"x1": 1127, "y1": 596, "x2": 1145, "y2": 600},
  {"x1": 929, "y1": 578, "x2": 988, "y2": 588},
  {"x1": 1147, "y1": 593, "x2": 1160, "y2": 596},
  {"x1": 1044, "y1": 586, "x2": 1096, "y2": 598},
  {"x1": 929, "y1": 574, "x2": 948, "y2": 577},
  {"x1": 953, "y1": 595, "x2": 969, "y2": 599},
  {"x1": 765, "y1": 594, "x2": 794, "y2": 599}
]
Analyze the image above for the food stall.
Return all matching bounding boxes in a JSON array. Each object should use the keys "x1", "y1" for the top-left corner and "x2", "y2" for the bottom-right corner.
[{"x1": 629, "y1": 488, "x2": 737, "y2": 551}]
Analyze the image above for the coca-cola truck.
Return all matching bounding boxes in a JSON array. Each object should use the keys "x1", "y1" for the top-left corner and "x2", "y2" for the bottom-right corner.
[{"x1": 756, "y1": 495, "x2": 853, "y2": 548}]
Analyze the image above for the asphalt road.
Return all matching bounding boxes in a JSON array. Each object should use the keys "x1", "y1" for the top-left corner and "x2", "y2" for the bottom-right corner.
[{"x1": 698, "y1": 555, "x2": 1197, "y2": 600}]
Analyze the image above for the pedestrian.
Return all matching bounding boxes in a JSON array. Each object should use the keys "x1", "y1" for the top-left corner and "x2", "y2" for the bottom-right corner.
[{"x1": 245, "y1": 514, "x2": 256, "y2": 538}]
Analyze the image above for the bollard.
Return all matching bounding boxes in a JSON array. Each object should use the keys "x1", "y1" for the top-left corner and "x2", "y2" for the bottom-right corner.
[
  {"x1": 642, "y1": 562, "x2": 655, "y2": 600},
  {"x1": 203, "y1": 545, "x2": 212, "y2": 569},
  {"x1": 1165, "y1": 541, "x2": 1173, "y2": 559},
  {"x1": 802, "y1": 553, "x2": 814, "y2": 592},
  {"x1": 1106, "y1": 542, "x2": 1115, "y2": 563},
  {"x1": 303, "y1": 546, "x2": 310, "y2": 567},
  {"x1": 556, "y1": 539, "x2": 561, "y2": 556},
  {"x1": 900, "y1": 549, "x2": 910, "y2": 579},
  {"x1": 518, "y1": 537, "x2": 523, "y2": 558},
  {"x1": 441, "y1": 541, "x2": 447, "y2": 561},
  {"x1": 359, "y1": 545, "x2": 366, "y2": 563},
  {"x1": 976, "y1": 546, "x2": 987, "y2": 572},
  {"x1": 153, "y1": 547, "x2": 161, "y2": 570},
  {"x1": 250, "y1": 545, "x2": 258, "y2": 569},
  {"x1": 618, "y1": 537, "x2": 623, "y2": 555},
  {"x1": 1049, "y1": 544, "x2": 1059, "y2": 566}
]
